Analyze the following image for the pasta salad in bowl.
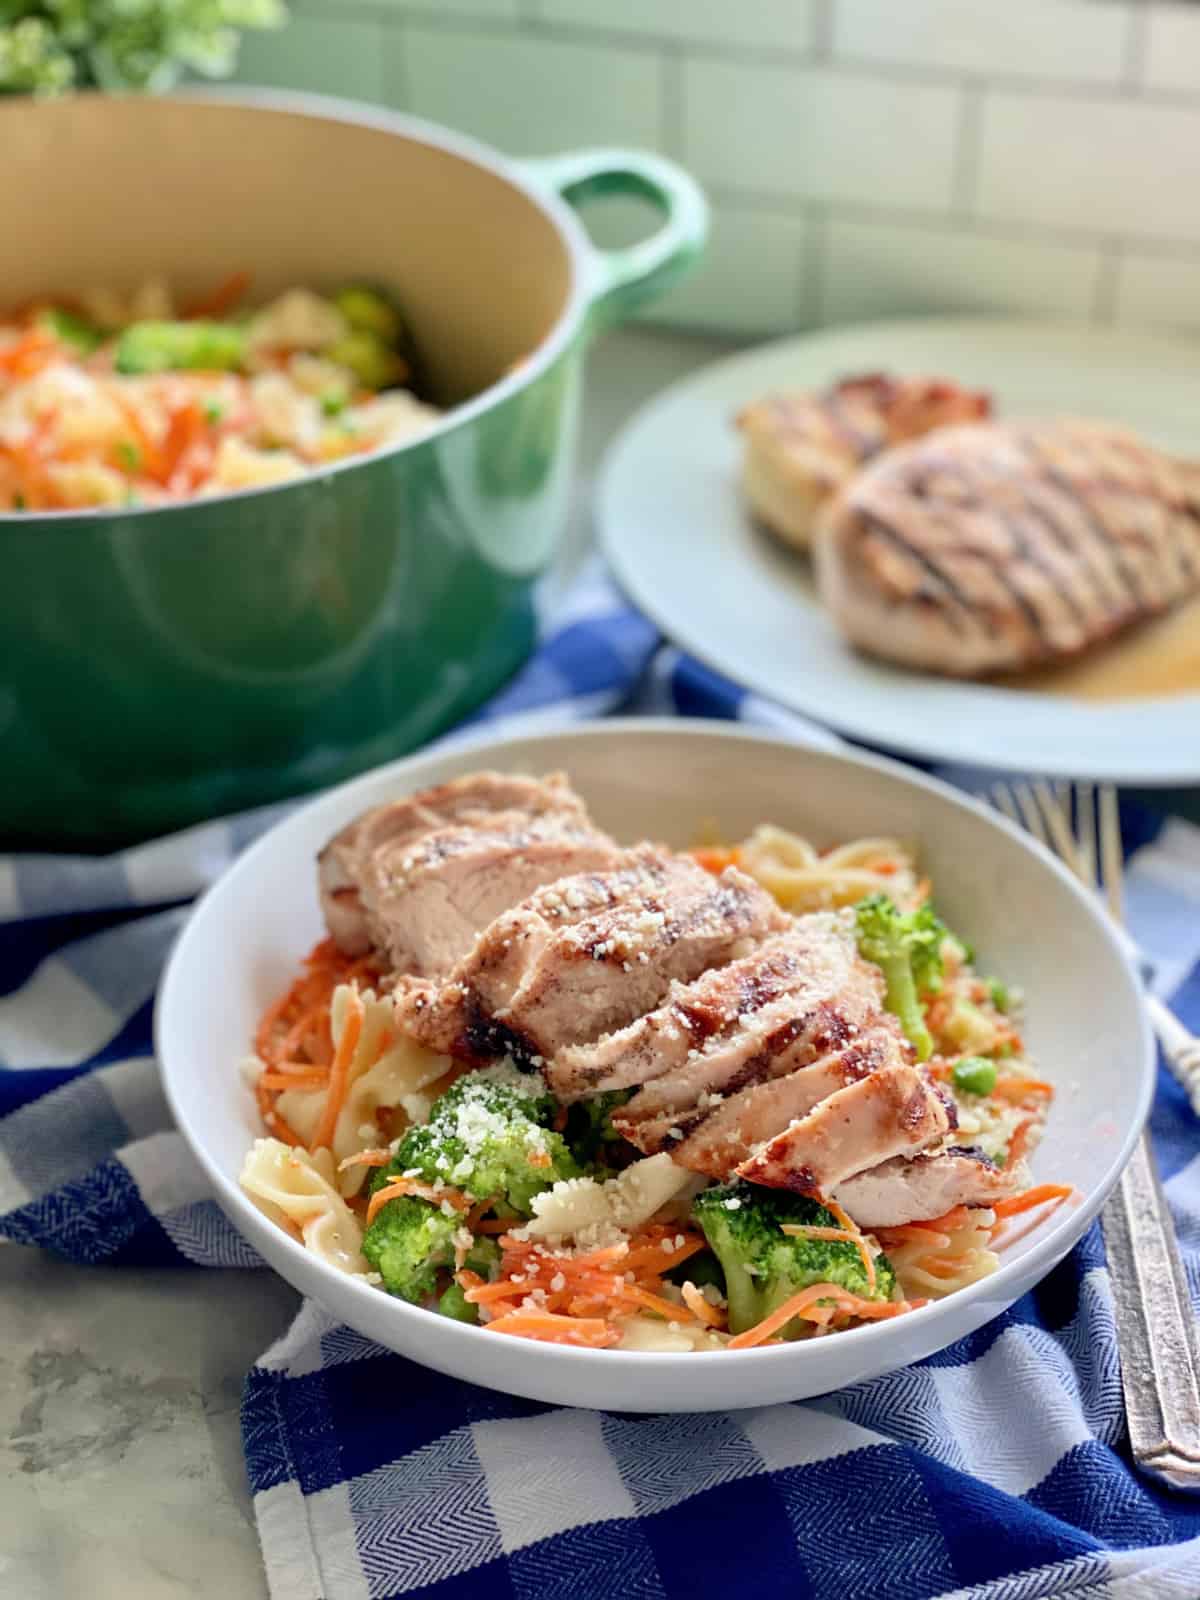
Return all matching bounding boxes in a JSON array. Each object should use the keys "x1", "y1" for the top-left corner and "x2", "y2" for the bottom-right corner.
[{"x1": 157, "y1": 721, "x2": 1152, "y2": 1410}]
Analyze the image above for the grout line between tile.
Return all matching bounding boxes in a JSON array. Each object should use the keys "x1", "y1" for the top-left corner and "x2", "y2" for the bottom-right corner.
[
  {"x1": 694, "y1": 186, "x2": 1200, "y2": 261},
  {"x1": 810, "y1": 0, "x2": 833, "y2": 61},
  {"x1": 1091, "y1": 240, "x2": 1124, "y2": 324},
  {"x1": 285, "y1": 0, "x2": 1200, "y2": 105},
  {"x1": 660, "y1": 45, "x2": 684, "y2": 159},
  {"x1": 800, "y1": 204, "x2": 828, "y2": 328},
  {"x1": 952, "y1": 84, "x2": 983, "y2": 217},
  {"x1": 1122, "y1": 0, "x2": 1151, "y2": 91}
]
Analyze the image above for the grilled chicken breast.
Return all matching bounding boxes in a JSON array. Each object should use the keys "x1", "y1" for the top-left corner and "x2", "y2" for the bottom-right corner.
[
  {"x1": 318, "y1": 774, "x2": 1008, "y2": 1209},
  {"x1": 833, "y1": 1147, "x2": 1027, "y2": 1227},
  {"x1": 316, "y1": 771, "x2": 611, "y2": 966},
  {"x1": 815, "y1": 418, "x2": 1200, "y2": 677},
  {"x1": 559, "y1": 916, "x2": 879, "y2": 1101},
  {"x1": 738, "y1": 373, "x2": 991, "y2": 552},
  {"x1": 735, "y1": 1062, "x2": 955, "y2": 1196},
  {"x1": 396, "y1": 848, "x2": 787, "y2": 1063}
]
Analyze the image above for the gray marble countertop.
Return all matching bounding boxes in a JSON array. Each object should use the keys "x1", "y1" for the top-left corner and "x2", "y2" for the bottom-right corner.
[{"x1": 0, "y1": 324, "x2": 737, "y2": 1600}]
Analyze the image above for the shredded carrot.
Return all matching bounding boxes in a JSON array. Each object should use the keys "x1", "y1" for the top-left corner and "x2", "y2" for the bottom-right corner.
[
  {"x1": 337, "y1": 1148, "x2": 391, "y2": 1172},
  {"x1": 310, "y1": 989, "x2": 364, "y2": 1152},
  {"x1": 990, "y1": 1184, "x2": 1074, "y2": 1223},
  {"x1": 681, "y1": 1282, "x2": 724, "y2": 1328},
  {"x1": 689, "y1": 846, "x2": 742, "y2": 875},
  {"x1": 0, "y1": 327, "x2": 58, "y2": 380},
  {"x1": 160, "y1": 399, "x2": 210, "y2": 489},
  {"x1": 114, "y1": 393, "x2": 166, "y2": 481},
  {"x1": 916, "y1": 1204, "x2": 971, "y2": 1234},
  {"x1": 876, "y1": 1223, "x2": 952, "y2": 1249},
  {"x1": 484, "y1": 1311, "x2": 621, "y2": 1347},
  {"x1": 623, "y1": 1234, "x2": 706, "y2": 1272},
  {"x1": 619, "y1": 1284, "x2": 700, "y2": 1323},
  {"x1": 992, "y1": 1076, "x2": 1054, "y2": 1103},
  {"x1": 1007, "y1": 1117, "x2": 1038, "y2": 1166},
  {"x1": 263, "y1": 1107, "x2": 307, "y2": 1148},
  {"x1": 527, "y1": 1150, "x2": 552, "y2": 1169},
  {"x1": 727, "y1": 1282, "x2": 858, "y2": 1349},
  {"x1": 258, "y1": 1070, "x2": 328, "y2": 1092},
  {"x1": 366, "y1": 1178, "x2": 472, "y2": 1226},
  {"x1": 183, "y1": 270, "x2": 252, "y2": 320}
]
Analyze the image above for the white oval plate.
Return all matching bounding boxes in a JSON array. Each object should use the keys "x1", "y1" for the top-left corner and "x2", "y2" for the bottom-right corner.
[
  {"x1": 157, "y1": 720, "x2": 1152, "y2": 1411},
  {"x1": 599, "y1": 318, "x2": 1200, "y2": 784}
]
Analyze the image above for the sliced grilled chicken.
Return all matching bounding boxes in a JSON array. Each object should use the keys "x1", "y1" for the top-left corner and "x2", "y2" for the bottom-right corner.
[
  {"x1": 617, "y1": 1024, "x2": 904, "y2": 1176},
  {"x1": 738, "y1": 373, "x2": 991, "y2": 553},
  {"x1": 552, "y1": 914, "x2": 876, "y2": 1102},
  {"x1": 366, "y1": 811, "x2": 622, "y2": 977},
  {"x1": 735, "y1": 1061, "x2": 956, "y2": 1196},
  {"x1": 833, "y1": 1147, "x2": 1028, "y2": 1227},
  {"x1": 319, "y1": 771, "x2": 589, "y2": 956},
  {"x1": 397, "y1": 850, "x2": 787, "y2": 1063},
  {"x1": 815, "y1": 419, "x2": 1200, "y2": 677}
]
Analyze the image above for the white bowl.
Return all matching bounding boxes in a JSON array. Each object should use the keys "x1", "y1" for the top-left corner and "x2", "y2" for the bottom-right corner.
[{"x1": 156, "y1": 720, "x2": 1153, "y2": 1411}]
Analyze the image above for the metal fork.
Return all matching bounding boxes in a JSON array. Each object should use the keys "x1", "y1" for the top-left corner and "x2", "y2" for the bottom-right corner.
[{"x1": 990, "y1": 779, "x2": 1200, "y2": 1493}]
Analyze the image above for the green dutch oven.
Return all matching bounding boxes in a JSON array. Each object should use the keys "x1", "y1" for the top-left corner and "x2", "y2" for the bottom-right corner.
[{"x1": 0, "y1": 90, "x2": 707, "y2": 848}]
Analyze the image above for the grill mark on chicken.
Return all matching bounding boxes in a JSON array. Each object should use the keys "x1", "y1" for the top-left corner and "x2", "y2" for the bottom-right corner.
[
  {"x1": 621, "y1": 1030, "x2": 896, "y2": 1166},
  {"x1": 818, "y1": 420, "x2": 1200, "y2": 677},
  {"x1": 1013, "y1": 474, "x2": 1141, "y2": 626},
  {"x1": 859, "y1": 512, "x2": 974, "y2": 635},
  {"x1": 885, "y1": 458, "x2": 1092, "y2": 654}
]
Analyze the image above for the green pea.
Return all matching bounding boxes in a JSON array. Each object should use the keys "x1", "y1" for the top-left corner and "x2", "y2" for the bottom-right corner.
[{"x1": 952, "y1": 1057, "x2": 998, "y2": 1097}]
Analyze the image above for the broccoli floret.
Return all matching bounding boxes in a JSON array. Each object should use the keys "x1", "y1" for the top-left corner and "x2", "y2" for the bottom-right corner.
[
  {"x1": 854, "y1": 893, "x2": 949, "y2": 1061},
  {"x1": 361, "y1": 1193, "x2": 458, "y2": 1302},
  {"x1": 692, "y1": 1181, "x2": 896, "y2": 1338},
  {"x1": 114, "y1": 319, "x2": 245, "y2": 375},
  {"x1": 664, "y1": 1247, "x2": 725, "y2": 1294},
  {"x1": 38, "y1": 306, "x2": 103, "y2": 354},
  {"x1": 374, "y1": 1065, "x2": 580, "y2": 1218},
  {"x1": 326, "y1": 329, "x2": 406, "y2": 392},
  {"x1": 334, "y1": 284, "x2": 405, "y2": 345},
  {"x1": 564, "y1": 1089, "x2": 634, "y2": 1171}
]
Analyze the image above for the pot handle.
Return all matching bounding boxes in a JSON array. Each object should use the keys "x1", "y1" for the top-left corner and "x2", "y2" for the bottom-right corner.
[{"x1": 516, "y1": 148, "x2": 708, "y2": 330}]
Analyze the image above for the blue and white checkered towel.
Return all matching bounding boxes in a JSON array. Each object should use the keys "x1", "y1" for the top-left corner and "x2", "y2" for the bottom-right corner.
[{"x1": 4, "y1": 558, "x2": 1200, "y2": 1600}]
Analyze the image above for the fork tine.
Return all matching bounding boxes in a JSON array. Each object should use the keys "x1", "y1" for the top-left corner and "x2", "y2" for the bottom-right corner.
[
  {"x1": 1032, "y1": 778, "x2": 1080, "y2": 875},
  {"x1": 990, "y1": 782, "x2": 1021, "y2": 827},
  {"x1": 1099, "y1": 784, "x2": 1125, "y2": 925},
  {"x1": 1011, "y1": 781, "x2": 1051, "y2": 848},
  {"x1": 1075, "y1": 783, "x2": 1098, "y2": 888}
]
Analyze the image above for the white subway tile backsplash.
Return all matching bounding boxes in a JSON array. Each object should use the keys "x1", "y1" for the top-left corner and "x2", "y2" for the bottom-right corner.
[
  {"x1": 977, "y1": 93, "x2": 1200, "y2": 242},
  {"x1": 401, "y1": 28, "x2": 662, "y2": 154},
  {"x1": 1114, "y1": 253, "x2": 1200, "y2": 333},
  {"x1": 832, "y1": 0, "x2": 1131, "y2": 85},
  {"x1": 359, "y1": 0, "x2": 520, "y2": 15},
  {"x1": 822, "y1": 215, "x2": 1101, "y2": 323},
  {"x1": 640, "y1": 204, "x2": 809, "y2": 332},
  {"x1": 1143, "y1": 2, "x2": 1200, "y2": 96},
  {"x1": 537, "y1": 0, "x2": 815, "y2": 53},
  {"x1": 683, "y1": 62, "x2": 960, "y2": 210},
  {"x1": 237, "y1": 13, "x2": 385, "y2": 101}
]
